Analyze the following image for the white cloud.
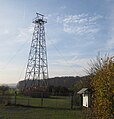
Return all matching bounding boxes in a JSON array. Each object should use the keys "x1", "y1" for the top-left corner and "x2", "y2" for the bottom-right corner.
[
  {"x1": 2, "y1": 30, "x2": 10, "y2": 35},
  {"x1": 0, "y1": 29, "x2": 10, "y2": 36},
  {"x1": 49, "y1": 56, "x2": 91, "y2": 77},
  {"x1": 55, "y1": 13, "x2": 102, "y2": 35},
  {"x1": 107, "y1": 38, "x2": 114, "y2": 49},
  {"x1": 0, "y1": 60, "x2": 25, "y2": 83},
  {"x1": 0, "y1": 24, "x2": 34, "y2": 49},
  {"x1": 106, "y1": 5, "x2": 114, "y2": 51},
  {"x1": 60, "y1": 6, "x2": 66, "y2": 10},
  {"x1": 53, "y1": 57, "x2": 89, "y2": 68},
  {"x1": 16, "y1": 25, "x2": 33, "y2": 43},
  {"x1": 89, "y1": 15, "x2": 103, "y2": 22},
  {"x1": 62, "y1": 14, "x2": 102, "y2": 35}
]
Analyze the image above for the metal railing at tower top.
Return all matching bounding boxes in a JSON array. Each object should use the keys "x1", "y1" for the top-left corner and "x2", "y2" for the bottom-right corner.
[{"x1": 32, "y1": 13, "x2": 47, "y2": 24}]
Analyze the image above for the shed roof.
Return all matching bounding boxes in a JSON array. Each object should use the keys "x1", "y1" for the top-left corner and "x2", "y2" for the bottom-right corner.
[{"x1": 77, "y1": 88, "x2": 88, "y2": 94}]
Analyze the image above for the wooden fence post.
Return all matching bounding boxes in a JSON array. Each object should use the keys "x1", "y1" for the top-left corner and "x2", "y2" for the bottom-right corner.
[
  {"x1": 41, "y1": 92, "x2": 43, "y2": 107},
  {"x1": 28, "y1": 98, "x2": 30, "y2": 106},
  {"x1": 14, "y1": 91, "x2": 17, "y2": 105},
  {"x1": 71, "y1": 93, "x2": 73, "y2": 109}
]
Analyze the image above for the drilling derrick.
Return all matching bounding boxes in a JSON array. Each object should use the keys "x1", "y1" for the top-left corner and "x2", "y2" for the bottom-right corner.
[{"x1": 24, "y1": 13, "x2": 48, "y2": 90}]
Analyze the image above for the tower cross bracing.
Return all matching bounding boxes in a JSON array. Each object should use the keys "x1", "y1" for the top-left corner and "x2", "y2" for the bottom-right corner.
[{"x1": 24, "y1": 13, "x2": 48, "y2": 88}]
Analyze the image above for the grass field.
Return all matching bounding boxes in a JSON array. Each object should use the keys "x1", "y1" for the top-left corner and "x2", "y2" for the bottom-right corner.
[
  {"x1": 0, "y1": 105, "x2": 85, "y2": 119},
  {"x1": 0, "y1": 95, "x2": 85, "y2": 119},
  {"x1": 15, "y1": 96, "x2": 71, "y2": 109}
]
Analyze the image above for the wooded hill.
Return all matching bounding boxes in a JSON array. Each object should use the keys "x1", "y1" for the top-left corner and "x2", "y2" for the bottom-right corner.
[{"x1": 17, "y1": 76, "x2": 89, "y2": 89}]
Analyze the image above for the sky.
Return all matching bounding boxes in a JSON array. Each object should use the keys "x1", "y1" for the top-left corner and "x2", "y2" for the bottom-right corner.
[{"x1": 0, "y1": 0, "x2": 114, "y2": 84}]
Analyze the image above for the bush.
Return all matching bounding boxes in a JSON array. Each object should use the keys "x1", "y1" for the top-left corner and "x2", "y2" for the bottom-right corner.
[{"x1": 88, "y1": 55, "x2": 114, "y2": 119}]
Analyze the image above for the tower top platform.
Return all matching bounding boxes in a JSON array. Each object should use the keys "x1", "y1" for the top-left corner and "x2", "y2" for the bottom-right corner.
[{"x1": 32, "y1": 13, "x2": 47, "y2": 24}]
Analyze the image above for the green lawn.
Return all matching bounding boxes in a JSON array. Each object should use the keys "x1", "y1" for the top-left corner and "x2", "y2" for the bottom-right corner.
[
  {"x1": 0, "y1": 95, "x2": 85, "y2": 119},
  {"x1": 0, "y1": 104, "x2": 85, "y2": 119},
  {"x1": 15, "y1": 96, "x2": 71, "y2": 109}
]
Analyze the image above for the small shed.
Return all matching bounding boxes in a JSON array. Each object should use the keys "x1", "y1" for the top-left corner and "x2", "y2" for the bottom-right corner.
[{"x1": 77, "y1": 88, "x2": 91, "y2": 107}]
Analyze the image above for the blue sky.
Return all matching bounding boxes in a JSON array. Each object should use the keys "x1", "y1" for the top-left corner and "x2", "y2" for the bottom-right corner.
[{"x1": 0, "y1": 0, "x2": 114, "y2": 84}]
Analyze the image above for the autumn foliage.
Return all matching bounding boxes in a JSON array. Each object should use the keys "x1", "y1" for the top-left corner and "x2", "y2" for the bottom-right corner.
[{"x1": 88, "y1": 55, "x2": 114, "y2": 119}]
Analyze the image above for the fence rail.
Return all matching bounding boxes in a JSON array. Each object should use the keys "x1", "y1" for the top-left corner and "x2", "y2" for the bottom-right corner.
[{"x1": 0, "y1": 92, "x2": 75, "y2": 109}]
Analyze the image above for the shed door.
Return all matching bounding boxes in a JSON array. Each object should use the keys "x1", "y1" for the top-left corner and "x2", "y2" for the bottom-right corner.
[{"x1": 83, "y1": 93, "x2": 88, "y2": 107}]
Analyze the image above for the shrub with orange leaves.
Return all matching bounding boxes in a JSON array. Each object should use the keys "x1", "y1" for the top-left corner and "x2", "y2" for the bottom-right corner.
[{"x1": 88, "y1": 55, "x2": 114, "y2": 119}]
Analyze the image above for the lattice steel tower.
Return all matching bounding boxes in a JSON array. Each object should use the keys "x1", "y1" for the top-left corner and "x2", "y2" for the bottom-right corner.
[{"x1": 24, "y1": 13, "x2": 48, "y2": 88}]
